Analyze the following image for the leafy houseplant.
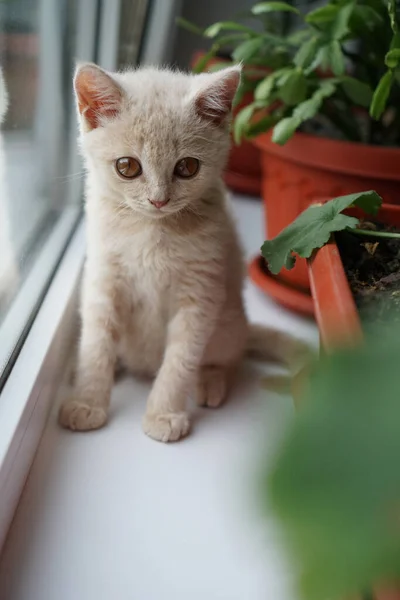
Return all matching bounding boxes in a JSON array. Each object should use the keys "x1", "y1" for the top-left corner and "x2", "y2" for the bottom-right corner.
[
  {"x1": 182, "y1": 0, "x2": 400, "y2": 313},
  {"x1": 260, "y1": 190, "x2": 400, "y2": 350}
]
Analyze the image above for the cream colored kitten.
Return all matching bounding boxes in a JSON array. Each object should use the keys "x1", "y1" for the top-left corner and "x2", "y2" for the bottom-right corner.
[{"x1": 59, "y1": 63, "x2": 309, "y2": 442}]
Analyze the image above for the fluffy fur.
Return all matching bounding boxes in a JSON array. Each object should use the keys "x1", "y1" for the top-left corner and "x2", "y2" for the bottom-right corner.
[{"x1": 59, "y1": 63, "x2": 309, "y2": 442}]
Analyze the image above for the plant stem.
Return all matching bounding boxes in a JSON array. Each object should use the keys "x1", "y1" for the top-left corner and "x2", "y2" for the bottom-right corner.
[{"x1": 350, "y1": 228, "x2": 400, "y2": 240}]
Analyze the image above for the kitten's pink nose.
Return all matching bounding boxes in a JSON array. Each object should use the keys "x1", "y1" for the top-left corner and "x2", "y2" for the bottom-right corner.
[{"x1": 149, "y1": 198, "x2": 169, "y2": 209}]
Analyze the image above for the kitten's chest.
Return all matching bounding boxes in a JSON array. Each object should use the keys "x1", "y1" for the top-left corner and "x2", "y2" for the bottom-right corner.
[{"x1": 121, "y1": 228, "x2": 186, "y2": 298}]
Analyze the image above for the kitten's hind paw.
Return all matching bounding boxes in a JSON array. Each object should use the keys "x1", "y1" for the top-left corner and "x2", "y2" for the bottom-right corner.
[
  {"x1": 59, "y1": 399, "x2": 108, "y2": 431},
  {"x1": 142, "y1": 411, "x2": 190, "y2": 443}
]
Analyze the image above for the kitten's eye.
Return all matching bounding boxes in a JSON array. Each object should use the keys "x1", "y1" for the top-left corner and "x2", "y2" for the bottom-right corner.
[
  {"x1": 115, "y1": 157, "x2": 142, "y2": 179},
  {"x1": 174, "y1": 157, "x2": 199, "y2": 179}
]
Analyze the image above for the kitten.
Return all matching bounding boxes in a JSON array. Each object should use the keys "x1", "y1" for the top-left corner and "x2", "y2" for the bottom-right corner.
[{"x1": 59, "y1": 63, "x2": 310, "y2": 442}]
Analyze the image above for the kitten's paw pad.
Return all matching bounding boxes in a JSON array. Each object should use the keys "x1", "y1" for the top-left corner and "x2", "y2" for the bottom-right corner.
[
  {"x1": 142, "y1": 412, "x2": 190, "y2": 443},
  {"x1": 196, "y1": 367, "x2": 227, "y2": 408},
  {"x1": 59, "y1": 400, "x2": 108, "y2": 431}
]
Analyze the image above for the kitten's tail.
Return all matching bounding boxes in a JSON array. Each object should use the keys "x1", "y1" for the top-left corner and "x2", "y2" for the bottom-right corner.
[{"x1": 246, "y1": 323, "x2": 316, "y2": 374}]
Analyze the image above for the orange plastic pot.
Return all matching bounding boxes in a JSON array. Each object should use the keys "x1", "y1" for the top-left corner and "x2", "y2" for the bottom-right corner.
[
  {"x1": 254, "y1": 131, "x2": 400, "y2": 294},
  {"x1": 308, "y1": 204, "x2": 400, "y2": 353},
  {"x1": 375, "y1": 590, "x2": 400, "y2": 600},
  {"x1": 191, "y1": 51, "x2": 262, "y2": 196}
]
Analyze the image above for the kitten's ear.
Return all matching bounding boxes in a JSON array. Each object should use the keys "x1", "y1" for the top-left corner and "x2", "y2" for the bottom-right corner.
[
  {"x1": 193, "y1": 65, "x2": 241, "y2": 126},
  {"x1": 74, "y1": 63, "x2": 124, "y2": 131}
]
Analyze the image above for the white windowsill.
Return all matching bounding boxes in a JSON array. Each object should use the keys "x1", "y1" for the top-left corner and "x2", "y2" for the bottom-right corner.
[{"x1": 0, "y1": 219, "x2": 85, "y2": 550}]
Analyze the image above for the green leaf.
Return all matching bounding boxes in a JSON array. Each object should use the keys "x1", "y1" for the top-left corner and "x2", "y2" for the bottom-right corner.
[
  {"x1": 176, "y1": 17, "x2": 204, "y2": 36},
  {"x1": 232, "y1": 37, "x2": 265, "y2": 62},
  {"x1": 287, "y1": 28, "x2": 312, "y2": 46},
  {"x1": 252, "y1": 1, "x2": 299, "y2": 15},
  {"x1": 246, "y1": 113, "x2": 280, "y2": 137},
  {"x1": 328, "y1": 40, "x2": 345, "y2": 75},
  {"x1": 385, "y1": 48, "x2": 400, "y2": 69},
  {"x1": 233, "y1": 101, "x2": 264, "y2": 144},
  {"x1": 233, "y1": 77, "x2": 257, "y2": 107},
  {"x1": 272, "y1": 83, "x2": 336, "y2": 145},
  {"x1": 340, "y1": 77, "x2": 373, "y2": 108},
  {"x1": 272, "y1": 116, "x2": 302, "y2": 146},
  {"x1": 261, "y1": 191, "x2": 382, "y2": 274},
  {"x1": 305, "y1": 4, "x2": 339, "y2": 24},
  {"x1": 330, "y1": 2, "x2": 354, "y2": 40},
  {"x1": 294, "y1": 37, "x2": 320, "y2": 69},
  {"x1": 293, "y1": 81, "x2": 336, "y2": 120},
  {"x1": 370, "y1": 70, "x2": 394, "y2": 120},
  {"x1": 388, "y1": 0, "x2": 398, "y2": 34},
  {"x1": 390, "y1": 31, "x2": 400, "y2": 50},
  {"x1": 203, "y1": 21, "x2": 255, "y2": 38},
  {"x1": 254, "y1": 68, "x2": 289, "y2": 101},
  {"x1": 266, "y1": 322, "x2": 400, "y2": 600},
  {"x1": 279, "y1": 69, "x2": 307, "y2": 105},
  {"x1": 306, "y1": 42, "x2": 344, "y2": 76}
]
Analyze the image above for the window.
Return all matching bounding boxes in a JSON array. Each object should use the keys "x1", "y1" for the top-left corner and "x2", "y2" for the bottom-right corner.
[{"x1": 0, "y1": 0, "x2": 154, "y2": 388}]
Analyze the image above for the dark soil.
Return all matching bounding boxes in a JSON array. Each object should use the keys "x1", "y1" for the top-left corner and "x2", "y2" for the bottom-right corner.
[{"x1": 336, "y1": 222, "x2": 400, "y2": 326}]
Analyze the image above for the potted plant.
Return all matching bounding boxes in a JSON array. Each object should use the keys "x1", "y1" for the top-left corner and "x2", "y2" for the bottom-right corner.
[
  {"x1": 260, "y1": 190, "x2": 400, "y2": 351},
  {"x1": 184, "y1": 0, "x2": 400, "y2": 314}
]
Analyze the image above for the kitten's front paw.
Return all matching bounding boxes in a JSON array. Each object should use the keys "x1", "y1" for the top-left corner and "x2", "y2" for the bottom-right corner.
[
  {"x1": 59, "y1": 399, "x2": 108, "y2": 431},
  {"x1": 142, "y1": 411, "x2": 190, "y2": 443},
  {"x1": 196, "y1": 366, "x2": 227, "y2": 408}
]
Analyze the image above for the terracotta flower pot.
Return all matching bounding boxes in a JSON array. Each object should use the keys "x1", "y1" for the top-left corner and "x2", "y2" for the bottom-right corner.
[
  {"x1": 308, "y1": 204, "x2": 400, "y2": 352},
  {"x1": 250, "y1": 131, "x2": 400, "y2": 313},
  {"x1": 191, "y1": 51, "x2": 262, "y2": 196}
]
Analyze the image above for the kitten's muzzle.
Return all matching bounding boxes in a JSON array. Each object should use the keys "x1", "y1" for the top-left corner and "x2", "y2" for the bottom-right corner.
[{"x1": 149, "y1": 198, "x2": 170, "y2": 209}]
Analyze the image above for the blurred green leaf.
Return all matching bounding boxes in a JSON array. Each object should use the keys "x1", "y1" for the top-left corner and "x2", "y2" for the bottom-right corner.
[
  {"x1": 254, "y1": 68, "x2": 289, "y2": 101},
  {"x1": 246, "y1": 113, "x2": 280, "y2": 137},
  {"x1": 279, "y1": 69, "x2": 307, "y2": 105},
  {"x1": 271, "y1": 116, "x2": 302, "y2": 145},
  {"x1": 340, "y1": 77, "x2": 373, "y2": 107},
  {"x1": 385, "y1": 48, "x2": 400, "y2": 69},
  {"x1": 370, "y1": 70, "x2": 394, "y2": 119},
  {"x1": 261, "y1": 191, "x2": 382, "y2": 273},
  {"x1": 252, "y1": 1, "x2": 299, "y2": 15},
  {"x1": 232, "y1": 37, "x2": 265, "y2": 62},
  {"x1": 204, "y1": 21, "x2": 255, "y2": 38},
  {"x1": 330, "y1": 2, "x2": 354, "y2": 40},
  {"x1": 267, "y1": 322, "x2": 400, "y2": 600},
  {"x1": 272, "y1": 82, "x2": 336, "y2": 144},
  {"x1": 233, "y1": 101, "x2": 265, "y2": 143},
  {"x1": 329, "y1": 40, "x2": 345, "y2": 75},
  {"x1": 176, "y1": 17, "x2": 204, "y2": 36},
  {"x1": 305, "y1": 4, "x2": 339, "y2": 24},
  {"x1": 233, "y1": 77, "x2": 258, "y2": 107},
  {"x1": 388, "y1": 0, "x2": 398, "y2": 33},
  {"x1": 294, "y1": 37, "x2": 320, "y2": 69}
]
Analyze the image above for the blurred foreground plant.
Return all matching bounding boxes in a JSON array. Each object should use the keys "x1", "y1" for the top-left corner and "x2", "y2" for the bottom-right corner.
[{"x1": 265, "y1": 320, "x2": 400, "y2": 600}]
